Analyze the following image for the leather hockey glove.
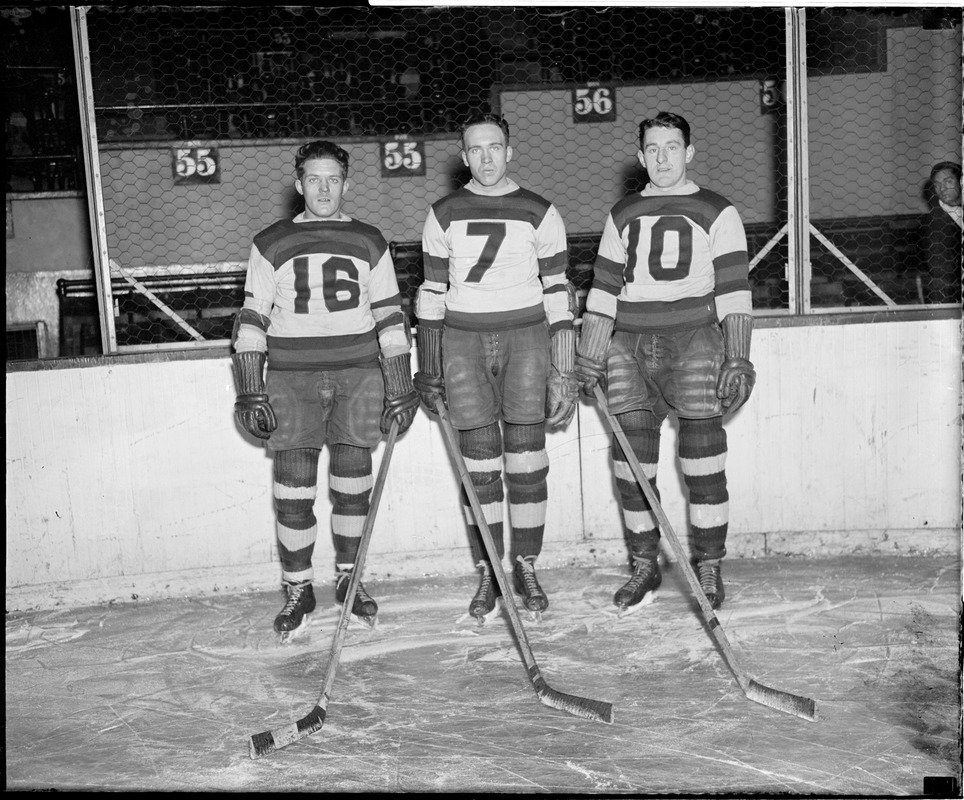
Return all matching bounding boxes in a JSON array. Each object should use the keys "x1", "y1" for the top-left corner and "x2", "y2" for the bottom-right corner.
[
  {"x1": 380, "y1": 352, "x2": 419, "y2": 435},
  {"x1": 545, "y1": 328, "x2": 579, "y2": 429},
  {"x1": 232, "y1": 350, "x2": 277, "y2": 439},
  {"x1": 413, "y1": 324, "x2": 445, "y2": 414},
  {"x1": 716, "y1": 313, "x2": 756, "y2": 414},
  {"x1": 574, "y1": 312, "x2": 615, "y2": 397}
]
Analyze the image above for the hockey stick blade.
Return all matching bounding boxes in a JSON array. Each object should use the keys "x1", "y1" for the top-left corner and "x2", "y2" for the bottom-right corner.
[
  {"x1": 436, "y1": 403, "x2": 613, "y2": 725},
  {"x1": 248, "y1": 421, "x2": 401, "y2": 758},
  {"x1": 592, "y1": 386, "x2": 817, "y2": 722},
  {"x1": 249, "y1": 704, "x2": 327, "y2": 758},
  {"x1": 532, "y1": 671, "x2": 615, "y2": 723}
]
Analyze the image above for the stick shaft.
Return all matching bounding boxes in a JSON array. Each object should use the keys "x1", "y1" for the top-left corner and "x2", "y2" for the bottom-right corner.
[
  {"x1": 591, "y1": 387, "x2": 751, "y2": 688},
  {"x1": 318, "y1": 419, "x2": 399, "y2": 704},
  {"x1": 249, "y1": 420, "x2": 399, "y2": 758},
  {"x1": 435, "y1": 405, "x2": 541, "y2": 670},
  {"x1": 593, "y1": 387, "x2": 817, "y2": 722}
]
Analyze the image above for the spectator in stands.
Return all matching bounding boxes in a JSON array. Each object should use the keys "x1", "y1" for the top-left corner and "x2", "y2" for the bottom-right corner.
[
  {"x1": 230, "y1": 140, "x2": 418, "y2": 641},
  {"x1": 922, "y1": 161, "x2": 963, "y2": 305},
  {"x1": 413, "y1": 112, "x2": 579, "y2": 624},
  {"x1": 574, "y1": 111, "x2": 754, "y2": 616}
]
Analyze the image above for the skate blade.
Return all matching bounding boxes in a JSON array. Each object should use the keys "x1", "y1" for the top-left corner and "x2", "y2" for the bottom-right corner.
[
  {"x1": 616, "y1": 589, "x2": 658, "y2": 618},
  {"x1": 277, "y1": 615, "x2": 312, "y2": 645},
  {"x1": 471, "y1": 597, "x2": 503, "y2": 627}
]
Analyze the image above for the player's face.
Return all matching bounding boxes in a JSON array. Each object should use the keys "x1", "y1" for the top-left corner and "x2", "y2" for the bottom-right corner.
[
  {"x1": 638, "y1": 126, "x2": 694, "y2": 190},
  {"x1": 461, "y1": 123, "x2": 513, "y2": 188},
  {"x1": 932, "y1": 168, "x2": 962, "y2": 206},
  {"x1": 296, "y1": 157, "x2": 348, "y2": 219}
]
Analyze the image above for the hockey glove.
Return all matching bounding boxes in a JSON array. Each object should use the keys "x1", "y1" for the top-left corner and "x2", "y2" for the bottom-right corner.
[
  {"x1": 574, "y1": 312, "x2": 614, "y2": 397},
  {"x1": 545, "y1": 328, "x2": 579, "y2": 429},
  {"x1": 380, "y1": 352, "x2": 419, "y2": 435},
  {"x1": 413, "y1": 324, "x2": 446, "y2": 414},
  {"x1": 232, "y1": 350, "x2": 277, "y2": 439},
  {"x1": 716, "y1": 313, "x2": 756, "y2": 414}
]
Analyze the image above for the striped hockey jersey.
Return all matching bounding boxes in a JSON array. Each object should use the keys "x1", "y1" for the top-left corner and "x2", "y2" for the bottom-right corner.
[
  {"x1": 416, "y1": 178, "x2": 572, "y2": 334},
  {"x1": 585, "y1": 181, "x2": 751, "y2": 333},
  {"x1": 235, "y1": 213, "x2": 409, "y2": 370}
]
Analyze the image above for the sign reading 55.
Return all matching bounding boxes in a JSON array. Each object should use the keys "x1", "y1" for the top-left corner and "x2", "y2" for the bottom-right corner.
[
  {"x1": 572, "y1": 85, "x2": 617, "y2": 124},
  {"x1": 172, "y1": 147, "x2": 220, "y2": 184},
  {"x1": 380, "y1": 139, "x2": 426, "y2": 178}
]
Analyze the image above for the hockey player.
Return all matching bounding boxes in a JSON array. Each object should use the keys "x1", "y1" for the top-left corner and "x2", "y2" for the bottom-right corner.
[
  {"x1": 575, "y1": 111, "x2": 755, "y2": 615},
  {"x1": 232, "y1": 140, "x2": 418, "y2": 641},
  {"x1": 414, "y1": 112, "x2": 578, "y2": 623}
]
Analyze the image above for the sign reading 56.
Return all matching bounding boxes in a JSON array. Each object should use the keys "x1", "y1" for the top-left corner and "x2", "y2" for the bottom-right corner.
[
  {"x1": 572, "y1": 85, "x2": 617, "y2": 124},
  {"x1": 380, "y1": 139, "x2": 426, "y2": 178},
  {"x1": 172, "y1": 147, "x2": 220, "y2": 184}
]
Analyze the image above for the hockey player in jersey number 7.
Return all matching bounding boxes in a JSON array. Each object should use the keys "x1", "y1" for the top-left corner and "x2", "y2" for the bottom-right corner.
[{"x1": 414, "y1": 112, "x2": 580, "y2": 624}]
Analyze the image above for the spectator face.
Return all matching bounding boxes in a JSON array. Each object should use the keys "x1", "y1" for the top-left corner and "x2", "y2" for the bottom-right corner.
[
  {"x1": 932, "y1": 168, "x2": 962, "y2": 206},
  {"x1": 638, "y1": 125, "x2": 694, "y2": 190},
  {"x1": 461, "y1": 123, "x2": 512, "y2": 188},
  {"x1": 296, "y1": 157, "x2": 348, "y2": 219}
]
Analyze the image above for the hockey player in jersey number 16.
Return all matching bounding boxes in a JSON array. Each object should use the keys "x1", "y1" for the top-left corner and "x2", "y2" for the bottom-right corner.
[{"x1": 231, "y1": 140, "x2": 418, "y2": 643}]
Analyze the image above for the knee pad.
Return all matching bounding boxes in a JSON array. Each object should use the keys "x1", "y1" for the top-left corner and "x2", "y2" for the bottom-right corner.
[
  {"x1": 329, "y1": 444, "x2": 373, "y2": 512},
  {"x1": 274, "y1": 448, "x2": 320, "y2": 527},
  {"x1": 504, "y1": 422, "x2": 548, "y2": 492},
  {"x1": 678, "y1": 417, "x2": 727, "y2": 504}
]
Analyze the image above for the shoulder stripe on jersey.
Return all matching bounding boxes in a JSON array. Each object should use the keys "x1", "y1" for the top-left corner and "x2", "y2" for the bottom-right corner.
[
  {"x1": 611, "y1": 191, "x2": 731, "y2": 236},
  {"x1": 434, "y1": 190, "x2": 551, "y2": 231}
]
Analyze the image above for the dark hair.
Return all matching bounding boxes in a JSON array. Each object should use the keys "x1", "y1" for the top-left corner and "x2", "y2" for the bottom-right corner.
[
  {"x1": 295, "y1": 140, "x2": 350, "y2": 179},
  {"x1": 460, "y1": 112, "x2": 510, "y2": 147},
  {"x1": 639, "y1": 111, "x2": 691, "y2": 150},
  {"x1": 930, "y1": 161, "x2": 962, "y2": 183}
]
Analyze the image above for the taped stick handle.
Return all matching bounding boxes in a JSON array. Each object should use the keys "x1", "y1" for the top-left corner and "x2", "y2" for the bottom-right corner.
[{"x1": 591, "y1": 387, "x2": 750, "y2": 691}]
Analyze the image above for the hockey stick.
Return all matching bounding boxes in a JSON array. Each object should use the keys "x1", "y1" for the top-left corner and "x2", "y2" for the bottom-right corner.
[
  {"x1": 248, "y1": 420, "x2": 401, "y2": 758},
  {"x1": 436, "y1": 402, "x2": 614, "y2": 724},
  {"x1": 592, "y1": 386, "x2": 817, "y2": 722}
]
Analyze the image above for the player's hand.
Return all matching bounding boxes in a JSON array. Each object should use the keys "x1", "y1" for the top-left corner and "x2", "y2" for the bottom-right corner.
[
  {"x1": 716, "y1": 357, "x2": 756, "y2": 413},
  {"x1": 413, "y1": 371, "x2": 445, "y2": 414},
  {"x1": 382, "y1": 390, "x2": 419, "y2": 435},
  {"x1": 235, "y1": 392, "x2": 277, "y2": 439},
  {"x1": 546, "y1": 372, "x2": 579, "y2": 429},
  {"x1": 574, "y1": 353, "x2": 607, "y2": 398}
]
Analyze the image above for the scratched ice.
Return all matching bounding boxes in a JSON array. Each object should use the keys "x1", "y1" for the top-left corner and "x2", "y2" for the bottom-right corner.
[{"x1": 5, "y1": 556, "x2": 961, "y2": 793}]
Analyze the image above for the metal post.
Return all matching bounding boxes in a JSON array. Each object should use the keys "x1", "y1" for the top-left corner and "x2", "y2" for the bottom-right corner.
[
  {"x1": 70, "y1": 7, "x2": 117, "y2": 354},
  {"x1": 785, "y1": 8, "x2": 812, "y2": 314}
]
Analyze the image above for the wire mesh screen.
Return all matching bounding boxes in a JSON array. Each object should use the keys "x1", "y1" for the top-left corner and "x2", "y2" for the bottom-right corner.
[
  {"x1": 802, "y1": 9, "x2": 962, "y2": 308},
  {"x1": 76, "y1": 6, "x2": 961, "y2": 354}
]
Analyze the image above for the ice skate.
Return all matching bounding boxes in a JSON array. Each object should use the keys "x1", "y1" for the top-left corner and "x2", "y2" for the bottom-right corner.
[
  {"x1": 513, "y1": 555, "x2": 548, "y2": 622},
  {"x1": 468, "y1": 560, "x2": 501, "y2": 626},
  {"x1": 614, "y1": 556, "x2": 661, "y2": 617},
  {"x1": 335, "y1": 566, "x2": 379, "y2": 628},
  {"x1": 274, "y1": 580, "x2": 316, "y2": 644},
  {"x1": 697, "y1": 558, "x2": 725, "y2": 610}
]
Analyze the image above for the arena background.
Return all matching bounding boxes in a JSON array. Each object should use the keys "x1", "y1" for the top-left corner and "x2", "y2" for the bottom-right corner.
[{"x1": 5, "y1": 6, "x2": 961, "y2": 609}]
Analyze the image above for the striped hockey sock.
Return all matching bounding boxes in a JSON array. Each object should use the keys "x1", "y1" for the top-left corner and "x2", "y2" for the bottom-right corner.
[{"x1": 273, "y1": 448, "x2": 321, "y2": 584}]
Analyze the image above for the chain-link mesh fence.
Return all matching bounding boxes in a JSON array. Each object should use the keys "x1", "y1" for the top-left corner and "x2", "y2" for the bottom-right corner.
[{"x1": 57, "y1": 7, "x2": 964, "y2": 353}]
